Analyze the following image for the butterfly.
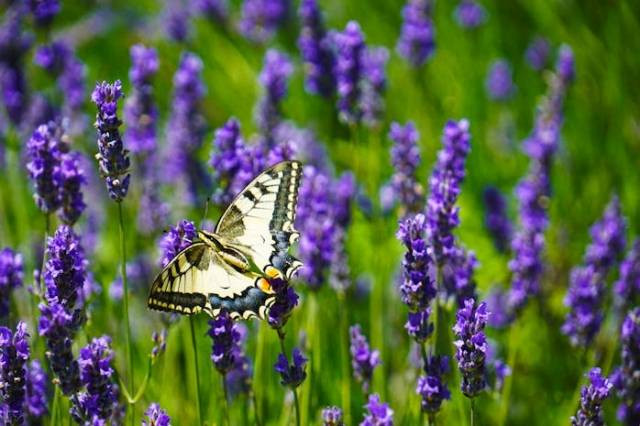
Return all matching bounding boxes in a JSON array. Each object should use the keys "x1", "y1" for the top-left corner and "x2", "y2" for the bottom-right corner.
[{"x1": 148, "y1": 160, "x2": 303, "y2": 320}]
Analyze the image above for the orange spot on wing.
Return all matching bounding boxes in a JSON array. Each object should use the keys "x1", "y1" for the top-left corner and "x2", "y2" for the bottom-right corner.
[
  {"x1": 265, "y1": 266, "x2": 283, "y2": 279},
  {"x1": 258, "y1": 278, "x2": 274, "y2": 294}
]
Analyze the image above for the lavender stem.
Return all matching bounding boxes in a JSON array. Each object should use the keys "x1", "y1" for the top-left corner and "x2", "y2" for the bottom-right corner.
[
  {"x1": 221, "y1": 372, "x2": 230, "y2": 426},
  {"x1": 189, "y1": 316, "x2": 203, "y2": 425},
  {"x1": 276, "y1": 328, "x2": 301, "y2": 426}
]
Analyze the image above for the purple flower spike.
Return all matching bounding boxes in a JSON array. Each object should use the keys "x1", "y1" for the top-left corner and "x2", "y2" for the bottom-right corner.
[
  {"x1": 142, "y1": 403, "x2": 171, "y2": 426},
  {"x1": 611, "y1": 308, "x2": 640, "y2": 425},
  {"x1": 453, "y1": 298, "x2": 489, "y2": 398},
  {"x1": 165, "y1": 0, "x2": 191, "y2": 42},
  {"x1": 298, "y1": 0, "x2": 335, "y2": 96},
  {"x1": 224, "y1": 323, "x2": 252, "y2": 398},
  {"x1": 360, "y1": 46, "x2": 389, "y2": 128},
  {"x1": 29, "y1": 0, "x2": 60, "y2": 27},
  {"x1": 417, "y1": 355, "x2": 450, "y2": 414},
  {"x1": 0, "y1": 322, "x2": 30, "y2": 426},
  {"x1": 239, "y1": 0, "x2": 289, "y2": 43},
  {"x1": 274, "y1": 347, "x2": 307, "y2": 389},
  {"x1": 483, "y1": 187, "x2": 512, "y2": 253},
  {"x1": 26, "y1": 123, "x2": 63, "y2": 214},
  {"x1": 334, "y1": 21, "x2": 365, "y2": 124},
  {"x1": 58, "y1": 152, "x2": 87, "y2": 225},
  {"x1": 267, "y1": 277, "x2": 299, "y2": 330},
  {"x1": 256, "y1": 49, "x2": 293, "y2": 139},
  {"x1": 525, "y1": 37, "x2": 550, "y2": 71},
  {"x1": 349, "y1": 324, "x2": 381, "y2": 393},
  {"x1": 0, "y1": 248, "x2": 23, "y2": 318},
  {"x1": 194, "y1": 0, "x2": 228, "y2": 23},
  {"x1": 44, "y1": 225, "x2": 87, "y2": 309},
  {"x1": 322, "y1": 406, "x2": 344, "y2": 426},
  {"x1": 208, "y1": 311, "x2": 242, "y2": 374},
  {"x1": 25, "y1": 360, "x2": 49, "y2": 419},
  {"x1": 397, "y1": 0, "x2": 435, "y2": 67},
  {"x1": 585, "y1": 195, "x2": 626, "y2": 271},
  {"x1": 614, "y1": 239, "x2": 640, "y2": 311},
  {"x1": 556, "y1": 44, "x2": 575, "y2": 84},
  {"x1": 360, "y1": 394, "x2": 393, "y2": 426},
  {"x1": 454, "y1": 1, "x2": 486, "y2": 29},
  {"x1": 571, "y1": 368, "x2": 612, "y2": 426},
  {"x1": 159, "y1": 220, "x2": 197, "y2": 268},
  {"x1": 92, "y1": 80, "x2": 131, "y2": 202},
  {"x1": 389, "y1": 121, "x2": 424, "y2": 214},
  {"x1": 486, "y1": 59, "x2": 515, "y2": 101},
  {"x1": 70, "y1": 336, "x2": 120, "y2": 424}
]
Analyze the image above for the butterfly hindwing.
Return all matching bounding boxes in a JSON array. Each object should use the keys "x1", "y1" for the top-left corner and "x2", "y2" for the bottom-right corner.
[{"x1": 215, "y1": 160, "x2": 303, "y2": 279}]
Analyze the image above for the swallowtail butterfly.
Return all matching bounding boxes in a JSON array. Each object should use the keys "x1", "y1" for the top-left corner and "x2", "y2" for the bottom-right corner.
[{"x1": 148, "y1": 161, "x2": 303, "y2": 320}]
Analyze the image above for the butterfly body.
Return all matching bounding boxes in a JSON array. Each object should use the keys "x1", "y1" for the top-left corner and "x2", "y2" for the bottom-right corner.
[{"x1": 148, "y1": 161, "x2": 302, "y2": 320}]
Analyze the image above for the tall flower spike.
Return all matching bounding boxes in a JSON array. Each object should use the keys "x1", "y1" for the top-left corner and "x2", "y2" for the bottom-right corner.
[
  {"x1": 525, "y1": 37, "x2": 550, "y2": 71},
  {"x1": 0, "y1": 248, "x2": 23, "y2": 318},
  {"x1": 43, "y1": 225, "x2": 87, "y2": 309},
  {"x1": 26, "y1": 123, "x2": 62, "y2": 214},
  {"x1": 322, "y1": 406, "x2": 344, "y2": 426},
  {"x1": 142, "y1": 403, "x2": 172, "y2": 426},
  {"x1": 611, "y1": 308, "x2": 640, "y2": 425},
  {"x1": 255, "y1": 49, "x2": 293, "y2": 141},
  {"x1": 454, "y1": 0, "x2": 486, "y2": 29},
  {"x1": 274, "y1": 347, "x2": 307, "y2": 389},
  {"x1": 29, "y1": 0, "x2": 61, "y2": 27},
  {"x1": 584, "y1": 195, "x2": 626, "y2": 271},
  {"x1": 614, "y1": 239, "x2": 640, "y2": 312},
  {"x1": 360, "y1": 46, "x2": 389, "y2": 128},
  {"x1": 70, "y1": 336, "x2": 120, "y2": 424},
  {"x1": 159, "y1": 220, "x2": 197, "y2": 268},
  {"x1": 397, "y1": 0, "x2": 435, "y2": 67},
  {"x1": 0, "y1": 322, "x2": 30, "y2": 425},
  {"x1": 453, "y1": 298, "x2": 489, "y2": 398},
  {"x1": 482, "y1": 187, "x2": 512, "y2": 253},
  {"x1": 571, "y1": 368, "x2": 612, "y2": 426},
  {"x1": 58, "y1": 151, "x2": 87, "y2": 225},
  {"x1": 486, "y1": 59, "x2": 515, "y2": 101},
  {"x1": 334, "y1": 21, "x2": 365, "y2": 124},
  {"x1": 165, "y1": 0, "x2": 191, "y2": 42},
  {"x1": 92, "y1": 80, "x2": 131, "y2": 202},
  {"x1": 389, "y1": 121, "x2": 424, "y2": 214},
  {"x1": 208, "y1": 311, "x2": 241, "y2": 374},
  {"x1": 349, "y1": 324, "x2": 381, "y2": 393},
  {"x1": 239, "y1": 0, "x2": 289, "y2": 43},
  {"x1": 25, "y1": 360, "x2": 49, "y2": 419},
  {"x1": 298, "y1": 0, "x2": 335, "y2": 96},
  {"x1": 416, "y1": 355, "x2": 450, "y2": 414},
  {"x1": 224, "y1": 323, "x2": 252, "y2": 398},
  {"x1": 267, "y1": 276, "x2": 299, "y2": 330},
  {"x1": 360, "y1": 394, "x2": 393, "y2": 426}
]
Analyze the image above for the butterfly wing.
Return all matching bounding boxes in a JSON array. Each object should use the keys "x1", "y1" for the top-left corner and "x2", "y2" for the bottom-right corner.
[
  {"x1": 148, "y1": 242, "x2": 275, "y2": 320},
  {"x1": 215, "y1": 160, "x2": 303, "y2": 279}
]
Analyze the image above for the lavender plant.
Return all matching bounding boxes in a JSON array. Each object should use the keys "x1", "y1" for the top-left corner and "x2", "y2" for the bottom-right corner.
[
  {"x1": 397, "y1": 0, "x2": 435, "y2": 67},
  {"x1": 611, "y1": 308, "x2": 640, "y2": 425},
  {"x1": 298, "y1": 0, "x2": 335, "y2": 97},
  {"x1": 0, "y1": 248, "x2": 23, "y2": 318},
  {"x1": 571, "y1": 368, "x2": 612, "y2": 426},
  {"x1": 0, "y1": 322, "x2": 30, "y2": 425}
]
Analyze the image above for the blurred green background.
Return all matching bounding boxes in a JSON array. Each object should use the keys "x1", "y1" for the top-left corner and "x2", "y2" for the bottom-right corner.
[{"x1": 2, "y1": 0, "x2": 640, "y2": 424}]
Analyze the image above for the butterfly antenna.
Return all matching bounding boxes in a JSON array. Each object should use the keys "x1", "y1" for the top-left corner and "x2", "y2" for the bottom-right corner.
[{"x1": 200, "y1": 197, "x2": 211, "y2": 228}]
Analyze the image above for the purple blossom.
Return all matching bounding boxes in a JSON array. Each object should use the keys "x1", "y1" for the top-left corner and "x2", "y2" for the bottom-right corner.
[
  {"x1": 360, "y1": 394, "x2": 393, "y2": 426},
  {"x1": 397, "y1": 0, "x2": 435, "y2": 67},
  {"x1": 224, "y1": 323, "x2": 252, "y2": 398},
  {"x1": 159, "y1": 220, "x2": 197, "y2": 268},
  {"x1": 405, "y1": 309, "x2": 433, "y2": 343},
  {"x1": 486, "y1": 59, "x2": 515, "y2": 101},
  {"x1": 389, "y1": 121, "x2": 424, "y2": 214},
  {"x1": 441, "y1": 246, "x2": 478, "y2": 306},
  {"x1": 26, "y1": 123, "x2": 62, "y2": 214},
  {"x1": 43, "y1": 225, "x2": 87, "y2": 309},
  {"x1": 556, "y1": 44, "x2": 575, "y2": 84},
  {"x1": 322, "y1": 406, "x2": 344, "y2": 426},
  {"x1": 165, "y1": 0, "x2": 191, "y2": 42},
  {"x1": 70, "y1": 336, "x2": 120, "y2": 425},
  {"x1": 239, "y1": 0, "x2": 289, "y2": 43},
  {"x1": 194, "y1": 0, "x2": 228, "y2": 23},
  {"x1": 334, "y1": 21, "x2": 365, "y2": 124},
  {"x1": 255, "y1": 49, "x2": 293, "y2": 140},
  {"x1": 525, "y1": 37, "x2": 550, "y2": 71},
  {"x1": 611, "y1": 308, "x2": 640, "y2": 425},
  {"x1": 485, "y1": 287, "x2": 511, "y2": 328},
  {"x1": 267, "y1": 277, "x2": 299, "y2": 330},
  {"x1": 151, "y1": 329, "x2": 168, "y2": 360},
  {"x1": 92, "y1": 80, "x2": 131, "y2": 202},
  {"x1": 426, "y1": 119, "x2": 471, "y2": 265},
  {"x1": 208, "y1": 311, "x2": 242, "y2": 374},
  {"x1": 453, "y1": 298, "x2": 488, "y2": 398},
  {"x1": 142, "y1": 403, "x2": 171, "y2": 426},
  {"x1": 28, "y1": 0, "x2": 60, "y2": 26},
  {"x1": 483, "y1": 187, "x2": 512, "y2": 253},
  {"x1": 584, "y1": 195, "x2": 626, "y2": 271},
  {"x1": 0, "y1": 248, "x2": 23, "y2": 318},
  {"x1": 614, "y1": 239, "x2": 640, "y2": 311},
  {"x1": 571, "y1": 368, "x2": 612, "y2": 426},
  {"x1": 416, "y1": 355, "x2": 450, "y2": 414},
  {"x1": 0, "y1": 322, "x2": 30, "y2": 425},
  {"x1": 454, "y1": 1, "x2": 486, "y2": 29},
  {"x1": 274, "y1": 347, "x2": 307, "y2": 389},
  {"x1": 25, "y1": 360, "x2": 48, "y2": 419},
  {"x1": 397, "y1": 213, "x2": 435, "y2": 312},
  {"x1": 58, "y1": 151, "x2": 87, "y2": 225},
  {"x1": 298, "y1": 0, "x2": 335, "y2": 96},
  {"x1": 349, "y1": 324, "x2": 381, "y2": 393},
  {"x1": 360, "y1": 46, "x2": 389, "y2": 128}
]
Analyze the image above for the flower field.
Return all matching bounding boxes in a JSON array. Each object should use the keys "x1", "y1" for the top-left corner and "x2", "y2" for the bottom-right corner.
[{"x1": 0, "y1": 0, "x2": 639, "y2": 425}]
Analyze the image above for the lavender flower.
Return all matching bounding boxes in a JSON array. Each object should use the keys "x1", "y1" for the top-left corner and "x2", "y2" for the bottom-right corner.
[
  {"x1": 255, "y1": 49, "x2": 293, "y2": 140},
  {"x1": 267, "y1": 276, "x2": 299, "y2": 330},
  {"x1": 360, "y1": 394, "x2": 393, "y2": 426},
  {"x1": 26, "y1": 123, "x2": 62, "y2": 214},
  {"x1": 483, "y1": 187, "x2": 512, "y2": 253},
  {"x1": 334, "y1": 21, "x2": 365, "y2": 124},
  {"x1": 43, "y1": 225, "x2": 87, "y2": 309},
  {"x1": 416, "y1": 355, "x2": 450, "y2": 414},
  {"x1": 165, "y1": 0, "x2": 191, "y2": 42},
  {"x1": 556, "y1": 44, "x2": 575, "y2": 83},
  {"x1": 151, "y1": 329, "x2": 168, "y2": 360},
  {"x1": 58, "y1": 151, "x2": 86, "y2": 225},
  {"x1": 485, "y1": 287, "x2": 511, "y2": 328},
  {"x1": 70, "y1": 336, "x2": 119, "y2": 424},
  {"x1": 614, "y1": 239, "x2": 640, "y2": 311},
  {"x1": 29, "y1": 0, "x2": 60, "y2": 26},
  {"x1": 584, "y1": 195, "x2": 626, "y2": 271},
  {"x1": 397, "y1": 0, "x2": 435, "y2": 67},
  {"x1": 25, "y1": 360, "x2": 48, "y2": 419},
  {"x1": 441, "y1": 246, "x2": 478, "y2": 306},
  {"x1": 224, "y1": 323, "x2": 252, "y2": 398},
  {"x1": 159, "y1": 220, "x2": 197, "y2": 268},
  {"x1": 486, "y1": 59, "x2": 515, "y2": 101},
  {"x1": 298, "y1": 0, "x2": 335, "y2": 96},
  {"x1": 397, "y1": 214, "x2": 435, "y2": 312},
  {"x1": 322, "y1": 406, "x2": 344, "y2": 426},
  {"x1": 360, "y1": 46, "x2": 389, "y2": 128},
  {"x1": 142, "y1": 403, "x2": 171, "y2": 426},
  {"x1": 611, "y1": 308, "x2": 640, "y2": 425},
  {"x1": 239, "y1": 0, "x2": 289, "y2": 43},
  {"x1": 350, "y1": 324, "x2": 381, "y2": 393},
  {"x1": 0, "y1": 248, "x2": 23, "y2": 318},
  {"x1": 194, "y1": 0, "x2": 228, "y2": 23},
  {"x1": 274, "y1": 347, "x2": 307, "y2": 389},
  {"x1": 525, "y1": 37, "x2": 550, "y2": 71},
  {"x1": 208, "y1": 311, "x2": 242, "y2": 374},
  {"x1": 571, "y1": 368, "x2": 612, "y2": 426},
  {"x1": 92, "y1": 80, "x2": 131, "y2": 202},
  {"x1": 389, "y1": 121, "x2": 424, "y2": 214},
  {"x1": 453, "y1": 298, "x2": 488, "y2": 398},
  {"x1": 124, "y1": 44, "x2": 159, "y2": 155},
  {"x1": 0, "y1": 322, "x2": 30, "y2": 425},
  {"x1": 454, "y1": 1, "x2": 486, "y2": 29},
  {"x1": 426, "y1": 119, "x2": 471, "y2": 265}
]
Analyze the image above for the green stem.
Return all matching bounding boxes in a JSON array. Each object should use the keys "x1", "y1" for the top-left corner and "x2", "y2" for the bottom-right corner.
[
  {"x1": 189, "y1": 316, "x2": 203, "y2": 426},
  {"x1": 498, "y1": 323, "x2": 519, "y2": 426},
  {"x1": 50, "y1": 386, "x2": 60, "y2": 426},
  {"x1": 251, "y1": 390, "x2": 262, "y2": 426},
  {"x1": 470, "y1": 398, "x2": 475, "y2": 426},
  {"x1": 338, "y1": 291, "x2": 352, "y2": 425},
  {"x1": 276, "y1": 328, "x2": 300, "y2": 426},
  {"x1": 222, "y1": 372, "x2": 230, "y2": 426},
  {"x1": 117, "y1": 202, "x2": 134, "y2": 425},
  {"x1": 428, "y1": 413, "x2": 436, "y2": 426}
]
